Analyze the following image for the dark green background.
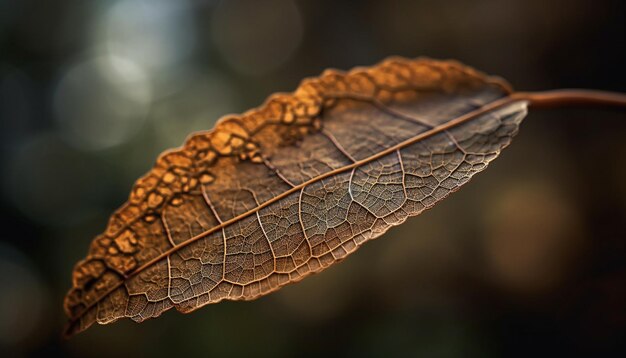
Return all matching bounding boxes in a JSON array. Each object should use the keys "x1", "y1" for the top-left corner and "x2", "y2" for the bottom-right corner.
[{"x1": 1, "y1": 0, "x2": 625, "y2": 356}]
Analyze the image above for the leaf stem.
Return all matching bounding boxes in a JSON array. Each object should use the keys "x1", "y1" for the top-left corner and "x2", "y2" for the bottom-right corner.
[{"x1": 512, "y1": 89, "x2": 626, "y2": 108}]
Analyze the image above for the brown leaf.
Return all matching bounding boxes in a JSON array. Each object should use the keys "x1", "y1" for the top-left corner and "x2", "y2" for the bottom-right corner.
[{"x1": 64, "y1": 57, "x2": 528, "y2": 337}]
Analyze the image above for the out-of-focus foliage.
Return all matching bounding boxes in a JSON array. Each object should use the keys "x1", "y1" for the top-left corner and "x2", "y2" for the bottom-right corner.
[{"x1": 0, "y1": 0, "x2": 624, "y2": 356}]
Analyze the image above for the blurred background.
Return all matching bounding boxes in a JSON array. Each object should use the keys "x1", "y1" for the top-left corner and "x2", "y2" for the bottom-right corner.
[{"x1": 1, "y1": 0, "x2": 625, "y2": 356}]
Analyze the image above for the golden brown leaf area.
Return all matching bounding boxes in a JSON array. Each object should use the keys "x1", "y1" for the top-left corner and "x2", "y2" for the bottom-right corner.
[{"x1": 64, "y1": 57, "x2": 528, "y2": 337}]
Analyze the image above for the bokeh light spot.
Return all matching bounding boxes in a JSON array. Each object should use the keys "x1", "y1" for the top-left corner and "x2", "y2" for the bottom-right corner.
[
  {"x1": 54, "y1": 56, "x2": 150, "y2": 150},
  {"x1": 483, "y1": 181, "x2": 585, "y2": 294},
  {"x1": 100, "y1": 0, "x2": 196, "y2": 74},
  {"x1": 211, "y1": 0, "x2": 303, "y2": 76}
]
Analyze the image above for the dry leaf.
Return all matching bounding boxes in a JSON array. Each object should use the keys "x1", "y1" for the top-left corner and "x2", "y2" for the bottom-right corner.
[{"x1": 64, "y1": 57, "x2": 529, "y2": 337}]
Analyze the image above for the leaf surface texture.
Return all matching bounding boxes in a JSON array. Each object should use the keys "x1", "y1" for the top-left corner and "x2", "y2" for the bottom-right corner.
[{"x1": 64, "y1": 57, "x2": 527, "y2": 336}]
